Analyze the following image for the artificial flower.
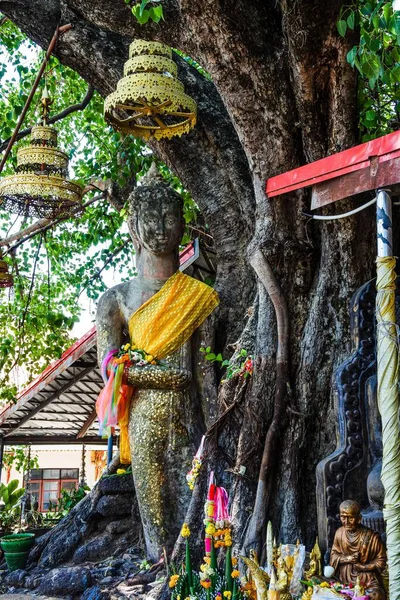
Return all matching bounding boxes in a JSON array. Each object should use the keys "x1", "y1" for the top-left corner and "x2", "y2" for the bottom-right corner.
[
  {"x1": 169, "y1": 575, "x2": 180, "y2": 588},
  {"x1": 181, "y1": 523, "x2": 191, "y2": 537},
  {"x1": 232, "y1": 570, "x2": 240, "y2": 578},
  {"x1": 206, "y1": 523, "x2": 216, "y2": 535}
]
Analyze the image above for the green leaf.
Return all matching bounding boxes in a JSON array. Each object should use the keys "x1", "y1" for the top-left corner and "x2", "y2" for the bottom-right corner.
[
  {"x1": 347, "y1": 11, "x2": 355, "y2": 30},
  {"x1": 206, "y1": 352, "x2": 216, "y2": 360},
  {"x1": 390, "y1": 64, "x2": 400, "y2": 83},
  {"x1": 149, "y1": 4, "x2": 163, "y2": 22},
  {"x1": 337, "y1": 20, "x2": 347, "y2": 37},
  {"x1": 139, "y1": 0, "x2": 150, "y2": 17},
  {"x1": 240, "y1": 348, "x2": 248, "y2": 357},
  {"x1": 131, "y1": 4, "x2": 151, "y2": 23},
  {"x1": 347, "y1": 46, "x2": 358, "y2": 67},
  {"x1": 365, "y1": 110, "x2": 377, "y2": 121},
  {"x1": 361, "y1": 53, "x2": 381, "y2": 80}
]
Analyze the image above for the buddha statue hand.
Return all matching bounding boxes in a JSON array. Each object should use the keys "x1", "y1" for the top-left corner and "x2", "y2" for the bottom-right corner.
[
  {"x1": 354, "y1": 563, "x2": 373, "y2": 573},
  {"x1": 125, "y1": 363, "x2": 192, "y2": 390},
  {"x1": 340, "y1": 552, "x2": 359, "y2": 564}
]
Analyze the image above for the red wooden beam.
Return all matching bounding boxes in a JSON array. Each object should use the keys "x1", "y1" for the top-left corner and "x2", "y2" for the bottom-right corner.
[
  {"x1": 266, "y1": 130, "x2": 400, "y2": 199},
  {"x1": 311, "y1": 155, "x2": 400, "y2": 209}
]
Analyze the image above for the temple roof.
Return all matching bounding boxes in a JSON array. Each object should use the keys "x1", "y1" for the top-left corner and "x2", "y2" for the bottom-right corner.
[{"x1": 0, "y1": 327, "x2": 105, "y2": 445}]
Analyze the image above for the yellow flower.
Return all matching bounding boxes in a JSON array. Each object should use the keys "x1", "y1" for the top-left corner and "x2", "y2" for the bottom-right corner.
[
  {"x1": 204, "y1": 557, "x2": 211, "y2": 565},
  {"x1": 223, "y1": 592, "x2": 232, "y2": 599},
  {"x1": 206, "y1": 523, "x2": 216, "y2": 535},
  {"x1": 231, "y1": 570, "x2": 240, "y2": 578},
  {"x1": 224, "y1": 538, "x2": 232, "y2": 546},
  {"x1": 232, "y1": 557, "x2": 238, "y2": 567},
  {"x1": 145, "y1": 353, "x2": 154, "y2": 362},
  {"x1": 207, "y1": 504, "x2": 214, "y2": 517},
  {"x1": 201, "y1": 580, "x2": 212, "y2": 589},
  {"x1": 123, "y1": 343, "x2": 130, "y2": 351},
  {"x1": 320, "y1": 582, "x2": 330, "y2": 588},
  {"x1": 116, "y1": 468, "x2": 127, "y2": 475},
  {"x1": 181, "y1": 523, "x2": 191, "y2": 537},
  {"x1": 169, "y1": 575, "x2": 179, "y2": 588}
]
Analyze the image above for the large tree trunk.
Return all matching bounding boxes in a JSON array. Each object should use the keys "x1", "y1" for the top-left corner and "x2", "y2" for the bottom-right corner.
[{"x1": 0, "y1": 0, "x2": 376, "y2": 552}]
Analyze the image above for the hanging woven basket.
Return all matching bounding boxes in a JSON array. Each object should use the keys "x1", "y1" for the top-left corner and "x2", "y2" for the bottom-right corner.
[
  {"x1": 104, "y1": 40, "x2": 197, "y2": 141},
  {"x1": 0, "y1": 124, "x2": 83, "y2": 218},
  {"x1": 0, "y1": 258, "x2": 13, "y2": 288}
]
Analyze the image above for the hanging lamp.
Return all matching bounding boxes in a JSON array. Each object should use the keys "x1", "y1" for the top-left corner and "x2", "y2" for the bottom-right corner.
[
  {"x1": 104, "y1": 39, "x2": 197, "y2": 141},
  {"x1": 0, "y1": 256, "x2": 13, "y2": 289},
  {"x1": 0, "y1": 85, "x2": 83, "y2": 218}
]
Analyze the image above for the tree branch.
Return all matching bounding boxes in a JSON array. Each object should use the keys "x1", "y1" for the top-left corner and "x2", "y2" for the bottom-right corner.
[
  {"x1": 0, "y1": 85, "x2": 94, "y2": 152},
  {"x1": 2, "y1": 193, "x2": 105, "y2": 253},
  {"x1": 78, "y1": 237, "x2": 131, "y2": 295},
  {"x1": 0, "y1": 218, "x2": 51, "y2": 247}
]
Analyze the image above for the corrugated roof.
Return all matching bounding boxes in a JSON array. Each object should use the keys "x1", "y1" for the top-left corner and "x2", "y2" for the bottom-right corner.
[{"x1": 0, "y1": 327, "x2": 105, "y2": 445}]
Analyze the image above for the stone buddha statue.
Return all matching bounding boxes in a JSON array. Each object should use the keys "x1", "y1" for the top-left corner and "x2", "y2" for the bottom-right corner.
[
  {"x1": 96, "y1": 168, "x2": 218, "y2": 560},
  {"x1": 330, "y1": 500, "x2": 386, "y2": 600}
]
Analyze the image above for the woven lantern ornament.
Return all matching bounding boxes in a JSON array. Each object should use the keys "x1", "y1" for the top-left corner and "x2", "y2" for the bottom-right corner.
[
  {"x1": 104, "y1": 40, "x2": 197, "y2": 141},
  {"x1": 0, "y1": 257, "x2": 13, "y2": 289},
  {"x1": 0, "y1": 86, "x2": 83, "y2": 218}
]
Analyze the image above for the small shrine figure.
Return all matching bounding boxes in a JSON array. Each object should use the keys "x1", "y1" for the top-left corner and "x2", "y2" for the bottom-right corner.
[
  {"x1": 330, "y1": 500, "x2": 386, "y2": 600},
  {"x1": 276, "y1": 556, "x2": 292, "y2": 600},
  {"x1": 354, "y1": 576, "x2": 366, "y2": 598},
  {"x1": 305, "y1": 538, "x2": 322, "y2": 579}
]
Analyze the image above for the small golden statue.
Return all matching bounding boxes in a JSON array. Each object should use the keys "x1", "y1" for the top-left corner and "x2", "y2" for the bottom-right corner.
[
  {"x1": 276, "y1": 556, "x2": 292, "y2": 600},
  {"x1": 301, "y1": 586, "x2": 313, "y2": 600},
  {"x1": 354, "y1": 576, "x2": 365, "y2": 598},
  {"x1": 305, "y1": 538, "x2": 322, "y2": 579}
]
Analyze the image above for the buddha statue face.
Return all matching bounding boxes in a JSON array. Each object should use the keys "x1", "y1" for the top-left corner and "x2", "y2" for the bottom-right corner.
[
  {"x1": 339, "y1": 500, "x2": 362, "y2": 532},
  {"x1": 127, "y1": 184, "x2": 184, "y2": 257},
  {"x1": 136, "y1": 200, "x2": 183, "y2": 256}
]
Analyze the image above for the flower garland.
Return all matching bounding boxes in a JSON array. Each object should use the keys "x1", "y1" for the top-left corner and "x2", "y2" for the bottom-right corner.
[{"x1": 115, "y1": 342, "x2": 159, "y2": 367}]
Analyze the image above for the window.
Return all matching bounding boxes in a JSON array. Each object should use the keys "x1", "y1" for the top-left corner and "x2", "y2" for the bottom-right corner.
[{"x1": 27, "y1": 468, "x2": 79, "y2": 512}]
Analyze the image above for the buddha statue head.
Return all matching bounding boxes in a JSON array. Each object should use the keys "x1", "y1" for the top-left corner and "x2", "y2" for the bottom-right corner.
[
  {"x1": 339, "y1": 499, "x2": 362, "y2": 532},
  {"x1": 127, "y1": 164, "x2": 184, "y2": 258}
]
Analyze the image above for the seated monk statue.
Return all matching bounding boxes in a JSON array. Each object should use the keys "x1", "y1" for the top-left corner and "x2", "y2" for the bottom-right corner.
[
  {"x1": 96, "y1": 167, "x2": 219, "y2": 561},
  {"x1": 330, "y1": 500, "x2": 386, "y2": 599}
]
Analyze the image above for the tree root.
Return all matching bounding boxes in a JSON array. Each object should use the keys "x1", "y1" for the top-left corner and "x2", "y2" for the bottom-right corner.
[{"x1": 242, "y1": 248, "x2": 290, "y2": 553}]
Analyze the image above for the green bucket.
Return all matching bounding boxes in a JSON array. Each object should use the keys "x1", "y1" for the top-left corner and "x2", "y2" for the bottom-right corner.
[
  {"x1": 4, "y1": 550, "x2": 29, "y2": 572},
  {"x1": 0, "y1": 533, "x2": 35, "y2": 553}
]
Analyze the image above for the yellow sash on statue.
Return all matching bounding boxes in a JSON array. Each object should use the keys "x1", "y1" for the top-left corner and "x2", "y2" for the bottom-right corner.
[{"x1": 119, "y1": 271, "x2": 219, "y2": 463}]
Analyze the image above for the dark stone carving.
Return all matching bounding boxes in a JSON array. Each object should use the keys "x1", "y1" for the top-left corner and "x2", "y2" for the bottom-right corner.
[{"x1": 316, "y1": 279, "x2": 400, "y2": 554}]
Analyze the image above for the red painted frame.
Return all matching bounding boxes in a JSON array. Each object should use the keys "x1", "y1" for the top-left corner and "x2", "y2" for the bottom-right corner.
[{"x1": 266, "y1": 130, "x2": 400, "y2": 198}]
